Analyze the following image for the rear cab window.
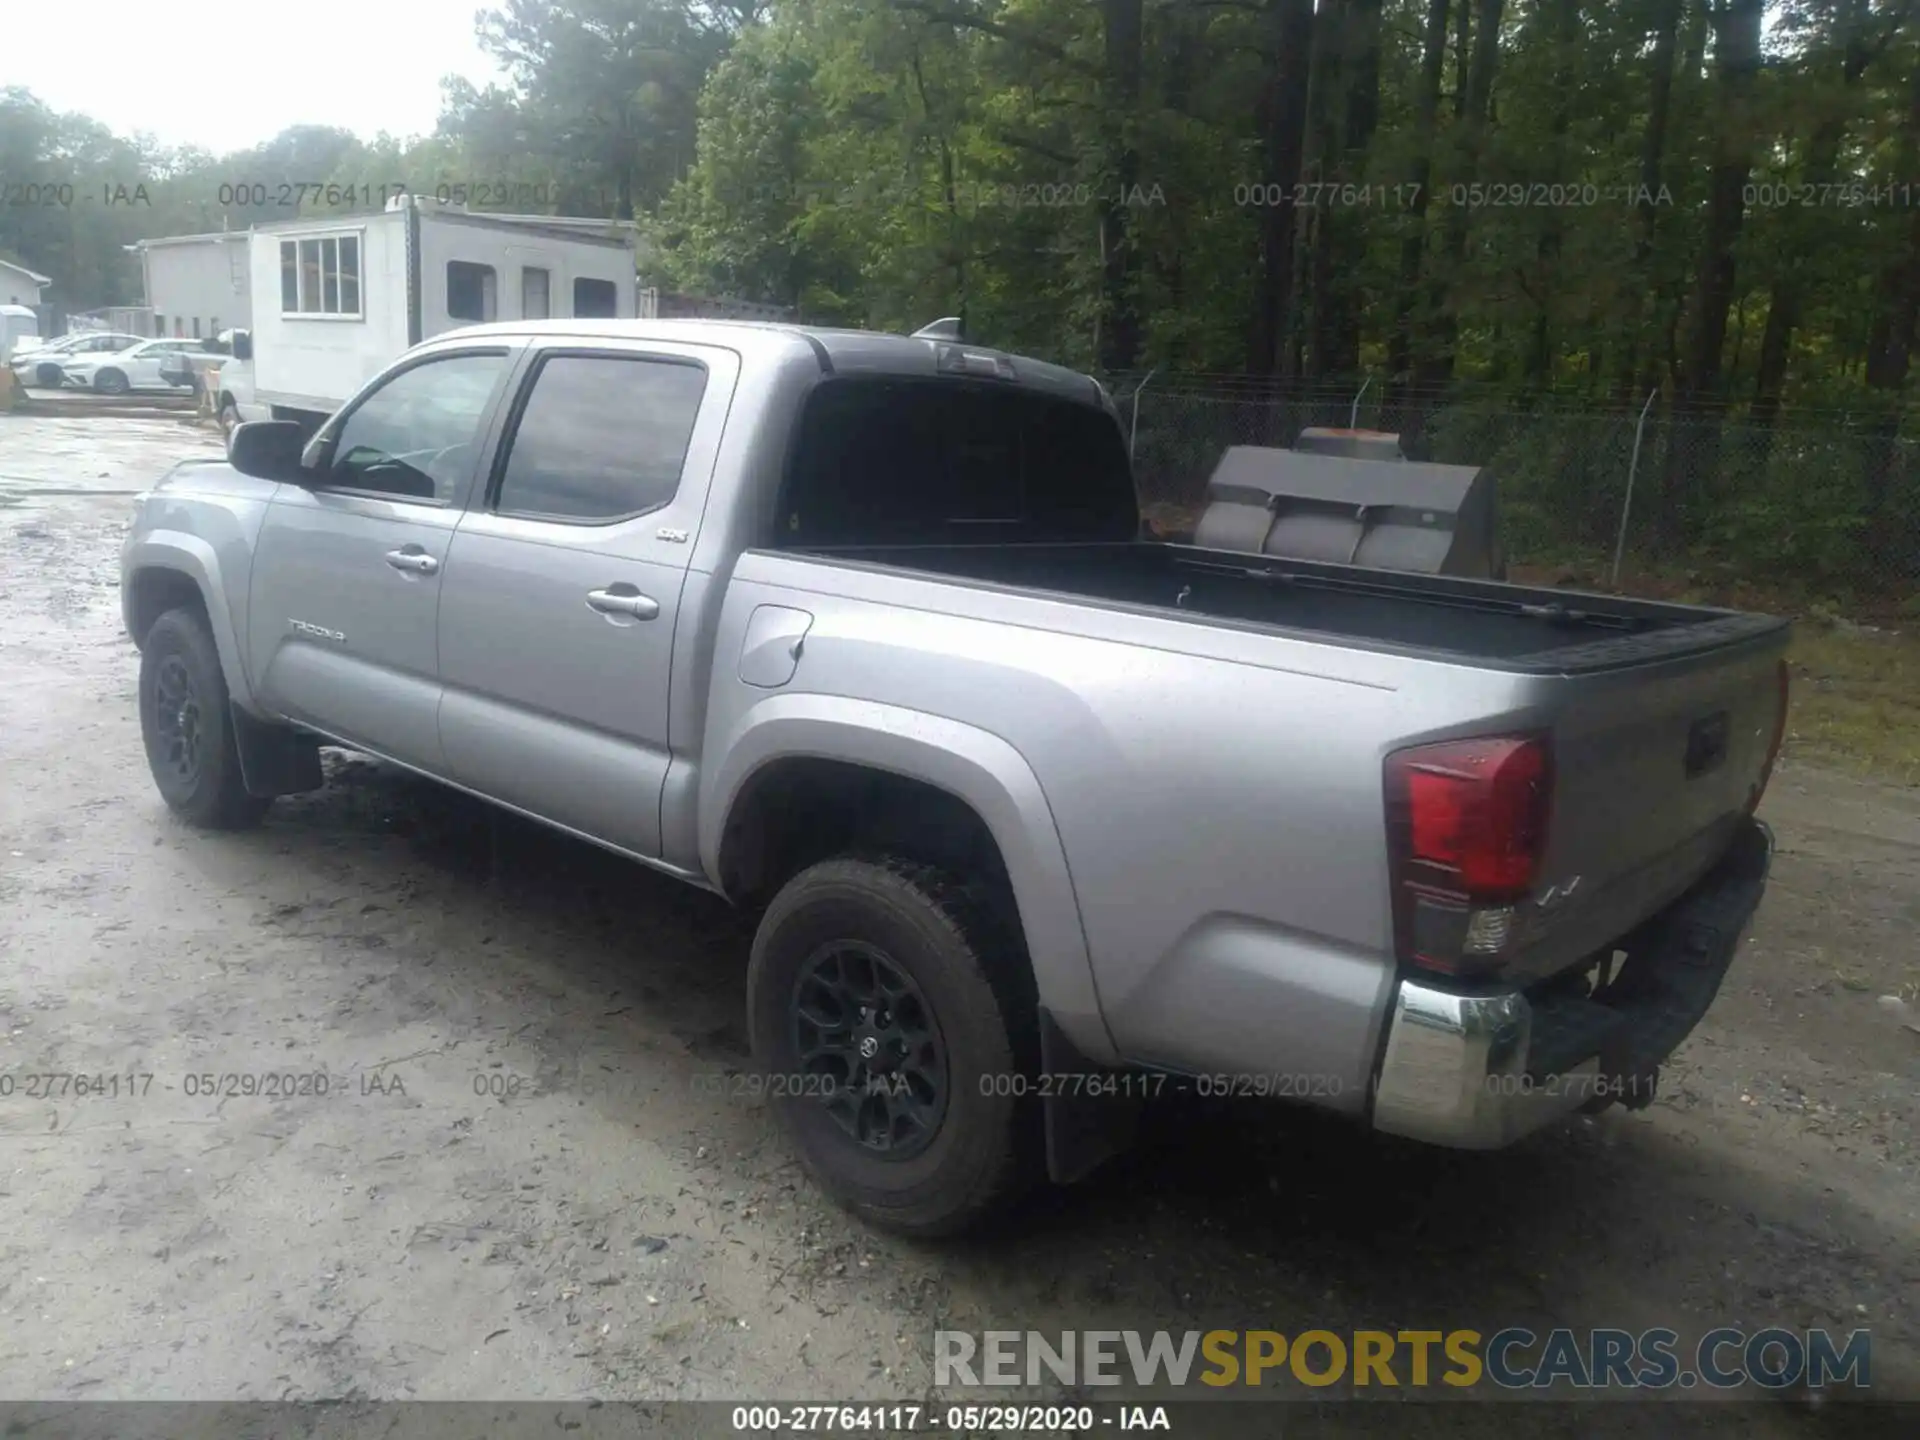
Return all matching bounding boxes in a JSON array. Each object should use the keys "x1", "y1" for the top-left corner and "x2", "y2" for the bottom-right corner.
[{"x1": 775, "y1": 378, "x2": 1137, "y2": 548}]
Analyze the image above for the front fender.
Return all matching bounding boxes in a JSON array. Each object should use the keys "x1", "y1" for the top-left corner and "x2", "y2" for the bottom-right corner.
[
  {"x1": 122, "y1": 530, "x2": 259, "y2": 715},
  {"x1": 699, "y1": 692, "x2": 1117, "y2": 1063}
]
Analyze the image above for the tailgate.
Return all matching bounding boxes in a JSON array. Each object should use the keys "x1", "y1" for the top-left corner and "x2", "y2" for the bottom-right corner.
[{"x1": 1504, "y1": 636, "x2": 1788, "y2": 985}]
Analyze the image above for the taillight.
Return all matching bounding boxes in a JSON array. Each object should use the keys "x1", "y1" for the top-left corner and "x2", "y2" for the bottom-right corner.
[
  {"x1": 1385, "y1": 734, "x2": 1553, "y2": 976},
  {"x1": 1747, "y1": 659, "x2": 1790, "y2": 815}
]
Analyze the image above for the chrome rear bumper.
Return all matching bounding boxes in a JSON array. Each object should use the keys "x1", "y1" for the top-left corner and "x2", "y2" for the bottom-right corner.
[
  {"x1": 1371, "y1": 818, "x2": 1772, "y2": 1149},
  {"x1": 1371, "y1": 983, "x2": 1601, "y2": 1147}
]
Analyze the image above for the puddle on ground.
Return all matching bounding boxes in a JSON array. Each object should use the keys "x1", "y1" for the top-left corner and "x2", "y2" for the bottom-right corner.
[
  {"x1": 0, "y1": 415, "x2": 221, "y2": 511},
  {"x1": 0, "y1": 478, "x2": 149, "y2": 512}
]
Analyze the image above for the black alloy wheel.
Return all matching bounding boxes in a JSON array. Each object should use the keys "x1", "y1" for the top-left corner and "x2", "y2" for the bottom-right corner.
[
  {"x1": 792, "y1": 939, "x2": 949, "y2": 1159},
  {"x1": 136, "y1": 606, "x2": 271, "y2": 829},
  {"x1": 747, "y1": 856, "x2": 1042, "y2": 1235},
  {"x1": 151, "y1": 654, "x2": 205, "y2": 788}
]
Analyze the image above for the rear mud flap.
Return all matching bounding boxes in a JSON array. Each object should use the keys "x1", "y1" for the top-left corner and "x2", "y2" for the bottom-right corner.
[
  {"x1": 231, "y1": 705, "x2": 324, "y2": 798},
  {"x1": 1039, "y1": 1011, "x2": 1143, "y2": 1184}
]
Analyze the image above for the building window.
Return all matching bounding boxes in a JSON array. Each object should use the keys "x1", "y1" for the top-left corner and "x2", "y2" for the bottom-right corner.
[
  {"x1": 155, "y1": 314, "x2": 167, "y2": 336},
  {"x1": 573, "y1": 277, "x2": 618, "y2": 318},
  {"x1": 339, "y1": 237, "x2": 359, "y2": 312},
  {"x1": 447, "y1": 261, "x2": 497, "y2": 323},
  {"x1": 279, "y1": 234, "x2": 363, "y2": 316}
]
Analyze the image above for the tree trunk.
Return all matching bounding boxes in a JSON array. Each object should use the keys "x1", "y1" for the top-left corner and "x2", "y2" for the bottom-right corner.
[
  {"x1": 1304, "y1": 0, "x2": 1380, "y2": 380},
  {"x1": 911, "y1": 53, "x2": 967, "y2": 331},
  {"x1": 1424, "y1": 0, "x2": 1506, "y2": 387},
  {"x1": 1611, "y1": 0, "x2": 1681, "y2": 409},
  {"x1": 1388, "y1": 0, "x2": 1451, "y2": 403},
  {"x1": 1752, "y1": 0, "x2": 1883, "y2": 435},
  {"x1": 1525, "y1": 0, "x2": 1581, "y2": 387},
  {"x1": 1862, "y1": 55, "x2": 1920, "y2": 583},
  {"x1": 1340, "y1": 0, "x2": 1384, "y2": 375},
  {"x1": 1650, "y1": 0, "x2": 1711, "y2": 401},
  {"x1": 1748, "y1": 286, "x2": 1799, "y2": 433},
  {"x1": 1247, "y1": 0, "x2": 1316, "y2": 375},
  {"x1": 1453, "y1": 0, "x2": 1472, "y2": 120},
  {"x1": 1682, "y1": 0, "x2": 1762, "y2": 402},
  {"x1": 1098, "y1": 0, "x2": 1145, "y2": 371},
  {"x1": 1303, "y1": 1, "x2": 1347, "y2": 381},
  {"x1": 1660, "y1": 0, "x2": 1763, "y2": 543}
]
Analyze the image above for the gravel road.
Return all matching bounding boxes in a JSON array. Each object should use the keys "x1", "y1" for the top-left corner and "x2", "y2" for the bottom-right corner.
[{"x1": 0, "y1": 415, "x2": 1913, "y2": 1432}]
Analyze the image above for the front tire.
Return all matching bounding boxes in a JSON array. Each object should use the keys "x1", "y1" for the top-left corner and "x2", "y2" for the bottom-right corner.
[
  {"x1": 747, "y1": 857, "x2": 1041, "y2": 1236},
  {"x1": 218, "y1": 396, "x2": 240, "y2": 438},
  {"x1": 138, "y1": 608, "x2": 270, "y2": 829}
]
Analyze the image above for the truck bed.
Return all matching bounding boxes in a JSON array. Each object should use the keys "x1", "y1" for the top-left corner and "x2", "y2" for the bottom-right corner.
[{"x1": 790, "y1": 540, "x2": 1786, "y2": 673}]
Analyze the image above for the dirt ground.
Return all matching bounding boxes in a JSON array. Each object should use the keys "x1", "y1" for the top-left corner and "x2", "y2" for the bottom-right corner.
[{"x1": 0, "y1": 415, "x2": 1914, "y2": 1430}]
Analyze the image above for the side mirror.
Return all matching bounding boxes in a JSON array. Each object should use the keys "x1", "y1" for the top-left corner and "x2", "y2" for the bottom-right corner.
[
  {"x1": 230, "y1": 331, "x2": 253, "y2": 361},
  {"x1": 228, "y1": 420, "x2": 312, "y2": 484}
]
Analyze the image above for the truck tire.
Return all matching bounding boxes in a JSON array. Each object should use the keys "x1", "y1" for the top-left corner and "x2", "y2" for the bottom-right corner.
[
  {"x1": 747, "y1": 857, "x2": 1041, "y2": 1236},
  {"x1": 137, "y1": 607, "x2": 271, "y2": 830},
  {"x1": 217, "y1": 396, "x2": 240, "y2": 438}
]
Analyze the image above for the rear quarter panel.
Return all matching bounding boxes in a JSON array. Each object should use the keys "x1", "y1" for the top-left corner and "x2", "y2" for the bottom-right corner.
[{"x1": 701, "y1": 552, "x2": 1542, "y2": 1103}]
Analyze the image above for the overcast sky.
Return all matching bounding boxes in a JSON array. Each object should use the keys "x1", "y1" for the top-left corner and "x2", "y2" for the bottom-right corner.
[{"x1": 1, "y1": 1, "x2": 508, "y2": 155}]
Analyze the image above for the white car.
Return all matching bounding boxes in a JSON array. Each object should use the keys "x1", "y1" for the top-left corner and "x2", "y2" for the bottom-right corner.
[
  {"x1": 59, "y1": 338, "x2": 204, "y2": 395},
  {"x1": 9, "y1": 332, "x2": 146, "y2": 388}
]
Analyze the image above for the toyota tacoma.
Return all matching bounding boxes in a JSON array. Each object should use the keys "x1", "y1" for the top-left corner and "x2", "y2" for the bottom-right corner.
[{"x1": 121, "y1": 320, "x2": 1789, "y2": 1234}]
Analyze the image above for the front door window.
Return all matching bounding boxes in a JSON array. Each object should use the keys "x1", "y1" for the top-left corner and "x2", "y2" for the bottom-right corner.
[{"x1": 324, "y1": 352, "x2": 510, "y2": 504}]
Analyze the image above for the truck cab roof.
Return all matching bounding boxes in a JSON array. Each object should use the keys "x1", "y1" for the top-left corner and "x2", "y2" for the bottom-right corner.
[{"x1": 432, "y1": 318, "x2": 1113, "y2": 410}]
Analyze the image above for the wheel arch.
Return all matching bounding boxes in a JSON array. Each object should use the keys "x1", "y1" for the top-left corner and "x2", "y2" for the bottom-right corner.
[
  {"x1": 122, "y1": 538, "x2": 258, "y2": 713},
  {"x1": 701, "y1": 694, "x2": 1115, "y2": 1064}
]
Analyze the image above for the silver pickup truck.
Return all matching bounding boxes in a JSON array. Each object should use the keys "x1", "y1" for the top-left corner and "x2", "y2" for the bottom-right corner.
[{"x1": 120, "y1": 320, "x2": 1790, "y2": 1234}]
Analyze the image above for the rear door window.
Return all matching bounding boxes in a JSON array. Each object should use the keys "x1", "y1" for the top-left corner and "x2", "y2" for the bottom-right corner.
[{"x1": 491, "y1": 354, "x2": 707, "y2": 523}]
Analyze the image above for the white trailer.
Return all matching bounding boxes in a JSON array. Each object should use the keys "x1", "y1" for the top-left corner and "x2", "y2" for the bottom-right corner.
[{"x1": 216, "y1": 194, "x2": 638, "y2": 431}]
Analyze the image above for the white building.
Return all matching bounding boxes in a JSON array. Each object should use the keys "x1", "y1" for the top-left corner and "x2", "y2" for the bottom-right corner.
[
  {"x1": 127, "y1": 231, "x2": 251, "y2": 340},
  {"x1": 229, "y1": 197, "x2": 639, "y2": 422},
  {"x1": 0, "y1": 257, "x2": 50, "y2": 308}
]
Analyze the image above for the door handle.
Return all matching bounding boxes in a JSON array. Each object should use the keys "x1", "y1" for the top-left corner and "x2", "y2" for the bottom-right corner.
[
  {"x1": 586, "y1": 587, "x2": 660, "y2": 620},
  {"x1": 385, "y1": 549, "x2": 439, "y2": 575}
]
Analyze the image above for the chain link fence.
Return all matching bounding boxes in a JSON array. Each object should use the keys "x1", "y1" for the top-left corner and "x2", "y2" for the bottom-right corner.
[{"x1": 1110, "y1": 376, "x2": 1920, "y2": 618}]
